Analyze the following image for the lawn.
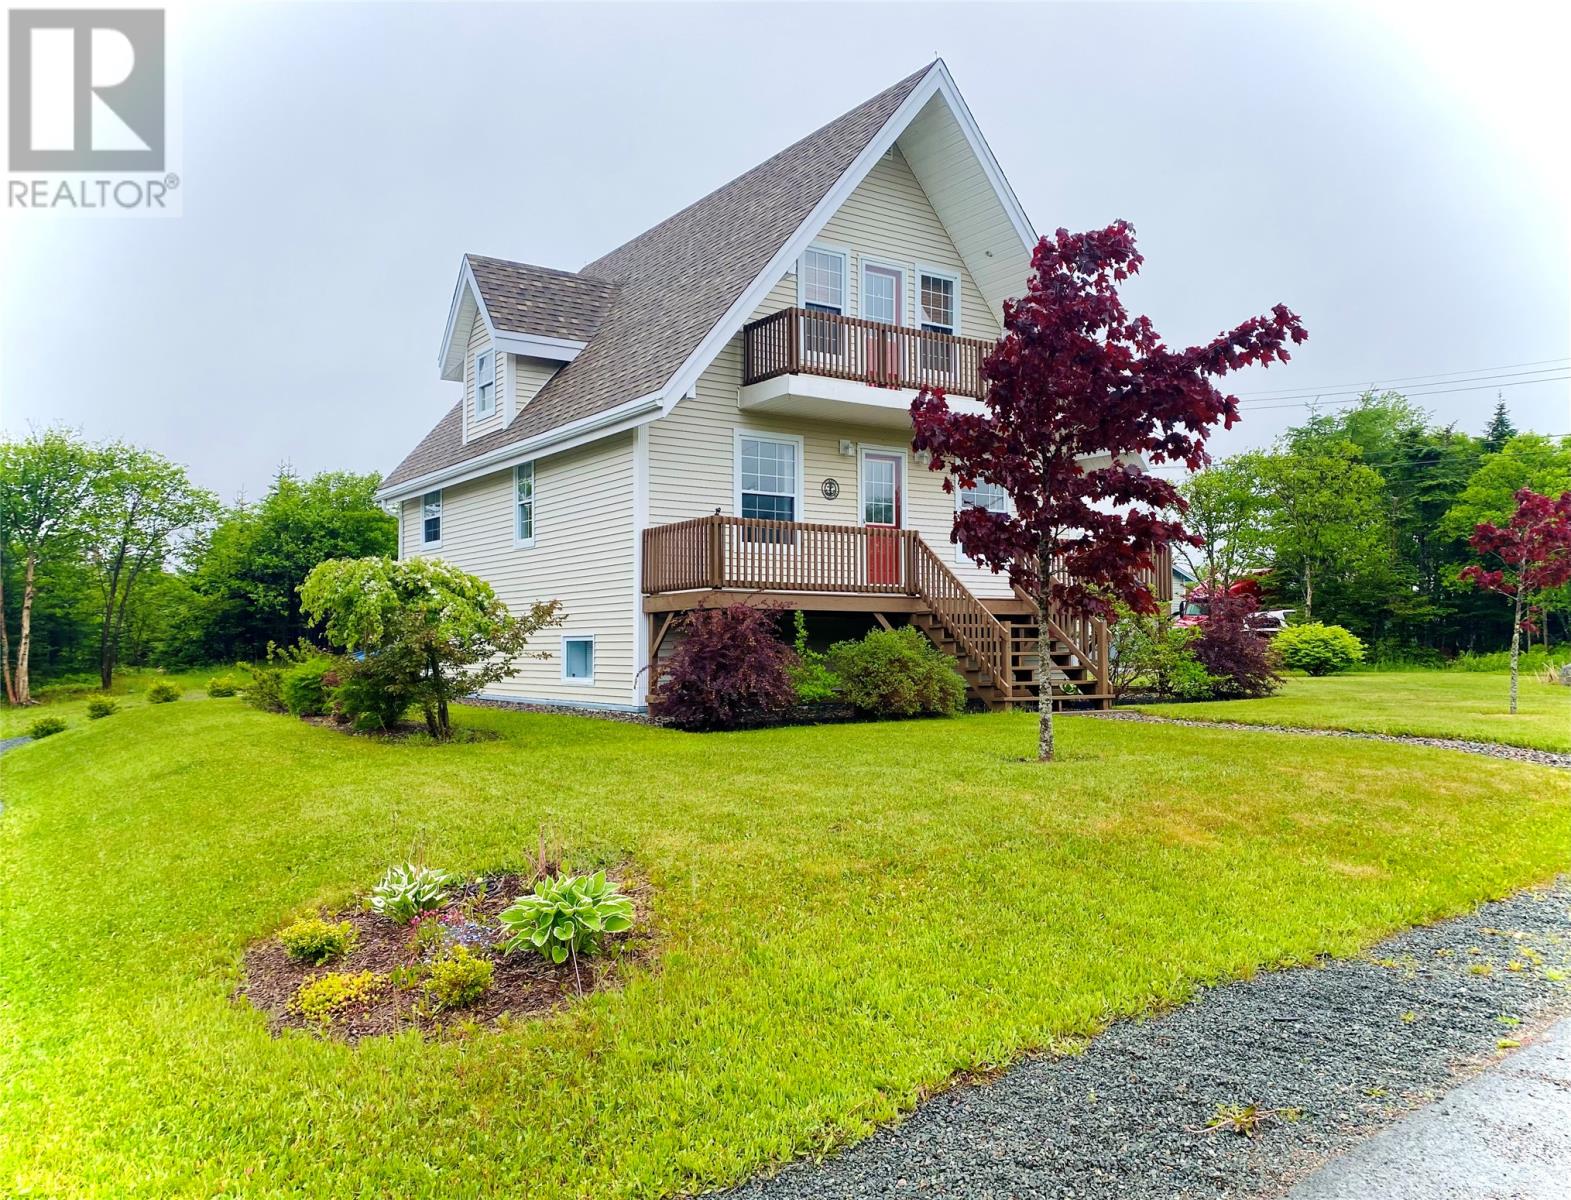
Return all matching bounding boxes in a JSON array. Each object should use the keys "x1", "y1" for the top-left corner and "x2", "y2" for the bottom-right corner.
[
  {"x1": 1131, "y1": 671, "x2": 1571, "y2": 752},
  {"x1": 2, "y1": 699, "x2": 1567, "y2": 1198},
  {"x1": 0, "y1": 666, "x2": 234, "y2": 738}
]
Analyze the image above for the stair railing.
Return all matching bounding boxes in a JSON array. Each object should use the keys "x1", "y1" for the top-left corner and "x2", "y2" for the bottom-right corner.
[{"x1": 906, "y1": 533, "x2": 1014, "y2": 696}]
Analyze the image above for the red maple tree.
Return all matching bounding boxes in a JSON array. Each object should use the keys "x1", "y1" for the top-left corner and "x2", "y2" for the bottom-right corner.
[
  {"x1": 910, "y1": 223, "x2": 1307, "y2": 760},
  {"x1": 1459, "y1": 488, "x2": 1571, "y2": 713}
]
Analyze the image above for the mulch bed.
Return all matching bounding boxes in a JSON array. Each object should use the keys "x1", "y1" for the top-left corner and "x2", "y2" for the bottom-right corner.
[{"x1": 238, "y1": 870, "x2": 653, "y2": 1043}]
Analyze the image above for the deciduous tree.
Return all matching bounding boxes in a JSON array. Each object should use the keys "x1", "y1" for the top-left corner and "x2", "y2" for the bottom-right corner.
[
  {"x1": 1459, "y1": 489, "x2": 1571, "y2": 713},
  {"x1": 0, "y1": 430, "x2": 98, "y2": 704},
  {"x1": 911, "y1": 223, "x2": 1306, "y2": 760}
]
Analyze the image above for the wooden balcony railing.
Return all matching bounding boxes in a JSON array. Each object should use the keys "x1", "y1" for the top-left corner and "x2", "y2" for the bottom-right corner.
[{"x1": 742, "y1": 306, "x2": 994, "y2": 398}]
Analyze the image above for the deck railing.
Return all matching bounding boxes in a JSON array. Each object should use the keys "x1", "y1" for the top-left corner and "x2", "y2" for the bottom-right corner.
[
  {"x1": 642, "y1": 514, "x2": 912, "y2": 595},
  {"x1": 742, "y1": 306, "x2": 994, "y2": 398}
]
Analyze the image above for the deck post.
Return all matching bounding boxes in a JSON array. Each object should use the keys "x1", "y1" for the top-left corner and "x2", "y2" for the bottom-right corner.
[
  {"x1": 707, "y1": 514, "x2": 725, "y2": 589},
  {"x1": 903, "y1": 530, "x2": 918, "y2": 596},
  {"x1": 1096, "y1": 618, "x2": 1111, "y2": 710}
]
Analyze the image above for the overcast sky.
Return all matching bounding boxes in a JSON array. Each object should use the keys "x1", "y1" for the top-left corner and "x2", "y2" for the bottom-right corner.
[{"x1": 2, "y1": 0, "x2": 1567, "y2": 501}]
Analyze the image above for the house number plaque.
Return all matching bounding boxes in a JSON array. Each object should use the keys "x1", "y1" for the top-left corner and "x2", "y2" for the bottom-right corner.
[{"x1": 821, "y1": 478, "x2": 840, "y2": 500}]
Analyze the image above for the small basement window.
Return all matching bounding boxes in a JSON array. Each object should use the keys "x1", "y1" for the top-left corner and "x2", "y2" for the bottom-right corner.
[
  {"x1": 475, "y1": 350, "x2": 496, "y2": 417},
  {"x1": 562, "y1": 635, "x2": 595, "y2": 684},
  {"x1": 421, "y1": 490, "x2": 442, "y2": 545}
]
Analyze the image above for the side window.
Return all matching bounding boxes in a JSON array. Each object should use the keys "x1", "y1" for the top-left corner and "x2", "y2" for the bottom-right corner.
[
  {"x1": 800, "y1": 247, "x2": 846, "y2": 357},
  {"x1": 475, "y1": 350, "x2": 496, "y2": 417},
  {"x1": 561, "y1": 635, "x2": 595, "y2": 684},
  {"x1": 959, "y1": 480, "x2": 1008, "y2": 513},
  {"x1": 515, "y1": 461, "x2": 535, "y2": 544},
  {"x1": 421, "y1": 490, "x2": 442, "y2": 545}
]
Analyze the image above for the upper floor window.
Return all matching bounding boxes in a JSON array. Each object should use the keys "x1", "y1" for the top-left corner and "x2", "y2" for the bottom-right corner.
[
  {"x1": 738, "y1": 433, "x2": 799, "y2": 522},
  {"x1": 800, "y1": 248, "x2": 845, "y2": 314},
  {"x1": 515, "y1": 461, "x2": 535, "y2": 544},
  {"x1": 475, "y1": 350, "x2": 496, "y2": 417},
  {"x1": 919, "y1": 271, "x2": 958, "y2": 375},
  {"x1": 421, "y1": 490, "x2": 443, "y2": 545},
  {"x1": 919, "y1": 272, "x2": 956, "y2": 334}
]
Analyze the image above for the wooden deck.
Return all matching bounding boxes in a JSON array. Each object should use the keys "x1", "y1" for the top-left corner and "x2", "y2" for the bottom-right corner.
[{"x1": 642, "y1": 515, "x2": 1173, "y2": 711}]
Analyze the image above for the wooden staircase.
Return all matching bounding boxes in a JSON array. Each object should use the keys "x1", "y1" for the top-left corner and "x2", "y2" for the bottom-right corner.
[{"x1": 905, "y1": 539, "x2": 1110, "y2": 711}]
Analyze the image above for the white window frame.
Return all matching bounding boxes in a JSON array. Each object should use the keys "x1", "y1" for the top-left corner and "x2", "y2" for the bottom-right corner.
[
  {"x1": 916, "y1": 265, "x2": 961, "y2": 335},
  {"x1": 420, "y1": 489, "x2": 443, "y2": 549},
  {"x1": 475, "y1": 349, "x2": 496, "y2": 418},
  {"x1": 513, "y1": 460, "x2": 535, "y2": 548},
  {"x1": 733, "y1": 429, "x2": 804, "y2": 522},
  {"x1": 858, "y1": 257, "x2": 908, "y2": 326},
  {"x1": 796, "y1": 243, "x2": 850, "y2": 314},
  {"x1": 857, "y1": 443, "x2": 909, "y2": 530},
  {"x1": 953, "y1": 477, "x2": 1010, "y2": 563},
  {"x1": 560, "y1": 634, "x2": 596, "y2": 685}
]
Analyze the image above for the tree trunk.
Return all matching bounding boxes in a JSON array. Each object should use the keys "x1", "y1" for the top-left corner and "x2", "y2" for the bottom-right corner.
[
  {"x1": 1302, "y1": 561, "x2": 1314, "y2": 623},
  {"x1": 0, "y1": 557, "x2": 15, "y2": 706},
  {"x1": 1035, "y1": 560, "x2": 1054, "y2": 762},
  {"x1": 1509, "y1": 586, "x2": 1523, "y2": 715},
  {"x1": 15, "y1": 553, "x2": 36, "y2": 705}
]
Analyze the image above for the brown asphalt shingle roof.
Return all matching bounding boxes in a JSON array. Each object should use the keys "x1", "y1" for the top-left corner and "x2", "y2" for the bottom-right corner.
[{"x1": 384, "y1": 63, "x2": 935, "y2": 491}]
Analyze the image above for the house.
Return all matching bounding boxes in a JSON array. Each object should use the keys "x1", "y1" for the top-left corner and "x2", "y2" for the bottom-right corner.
[{"x1": 378, "y1": 60, "x2": 1169, "y2": 713}]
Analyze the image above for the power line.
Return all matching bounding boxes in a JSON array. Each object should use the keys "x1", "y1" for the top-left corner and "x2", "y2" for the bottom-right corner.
[
  {"x1": 1235, "y1": 373, "x2": 1569, "y2": 412},
  {"x1": 1142, "y1": 432, "x2": 1571, "y2": 475},
  {"x1": 1233, "y1": 356, "x2": 1571, "y2": 399}
]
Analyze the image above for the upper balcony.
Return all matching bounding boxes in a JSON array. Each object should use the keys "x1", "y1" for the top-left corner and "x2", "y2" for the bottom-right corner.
[{"x1": 739, "y1": 307, "x2": 995, "y2": 428}]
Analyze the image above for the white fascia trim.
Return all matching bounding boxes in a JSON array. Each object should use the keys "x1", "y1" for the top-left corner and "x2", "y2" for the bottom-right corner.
[
  {"x1": 376, "y1": 391, "x2": 663, "y2": 503},
  {"x1": 656, "y1": 60, "x2": 1034, "y2": 412},
  {"x1": 493, "y1": 330, "x2": 586, "y2": 362}
]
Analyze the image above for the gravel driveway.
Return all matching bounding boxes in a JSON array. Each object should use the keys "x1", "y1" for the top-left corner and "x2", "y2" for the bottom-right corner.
[{"x1": 727, "y1": 883, "x2": 1571, "y2": 1200}]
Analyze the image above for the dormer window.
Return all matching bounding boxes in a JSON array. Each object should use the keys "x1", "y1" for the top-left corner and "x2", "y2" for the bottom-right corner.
[{"x1": 475, "y1": 350, "x2": 496, "y2": 417}]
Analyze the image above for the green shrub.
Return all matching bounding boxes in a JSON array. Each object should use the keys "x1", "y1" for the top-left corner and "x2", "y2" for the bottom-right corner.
[
  {"x1": 280, "y1": 656, "x2": 344, "y2": 718},
  {"x1": 206, "y1": 674, "x2": 240, "y2": 698},
  {"x1": 1276, "y1": 623, "x2": 1366, "y2": 676},
  {"x1": 85, "y1": 698, "x2": 118, "y2": 720},
  {"x1": 28, "y1": 715, "x2": 67, "y2": 739},
  {"x1": 145, "y1": 682, "x2": 181, "y2": 704},
  {"x1": 1107, "y1": 604, "x2": 1215, "y2": 700},
  {"x1": 498, "y1": 871, "x2": 634, "y2": 965},
  {"x1": 278, "y1": 917, "x2": 357, "y2": 965},
  {"x1": 422, "y1": 945, "x2": 494, "y2": 1010},
  {"x1": 332, "y1": 662, "x2": 411, "y2": 731},
  {"x1": 241, "y1": 662, "x2": 286, "y2": 712},
  {"x1": 787, "y1": 610, "x2": 841, "y2": 704},
  {"x1": 369, "y1": 863, "x2": 453, "y2": 924},
  {"x1": 825, "y1": 627, "x2": 967, "y2": 717},
  {"x1": 1447, "y1": 646, "x2": 1571, "y2": 673},
  {"x1": 291, "y1": 971, "x2": 380, "y2": 1027}
]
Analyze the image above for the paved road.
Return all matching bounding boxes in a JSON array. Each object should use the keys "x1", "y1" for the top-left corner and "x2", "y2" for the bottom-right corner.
[{"x1": 1286, "y1": 1017, "x2": 1571, "y2": 1200}]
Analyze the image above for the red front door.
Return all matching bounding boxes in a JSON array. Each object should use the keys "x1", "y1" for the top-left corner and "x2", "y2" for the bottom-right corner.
[{"x1": 862, "y1": 452, "x2": 903, "y2": 586}]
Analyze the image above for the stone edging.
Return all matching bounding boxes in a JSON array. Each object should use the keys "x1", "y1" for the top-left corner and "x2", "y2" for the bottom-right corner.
[{"x1": 1082, "y1": 709, "x2": 1571, "y2": 768}]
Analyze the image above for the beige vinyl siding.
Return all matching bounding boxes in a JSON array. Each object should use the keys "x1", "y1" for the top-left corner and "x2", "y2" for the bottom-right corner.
[
  {"x1": 750, "y1": 147, "x2": 1001, "y2": 340},
  {"x1": 646, "y1": 144, "x2": 1014, "y2": 597},
  {"x1": 464, "y1": 313, "x2": 503, "y2": 443},
  {"x1": 510, "y1": 357, "x2": 558, "y2": 425},
  {"x1": 400, "y1": 433, "x2": 638, "y2": 705}
]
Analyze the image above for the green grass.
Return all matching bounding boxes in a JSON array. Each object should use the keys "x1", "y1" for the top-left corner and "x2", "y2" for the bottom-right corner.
[
  {"x1": 0, "y1": 666, "x2": 236, "y2": 737},
  {"x1": 2, "y1": 701, "x2": 1567, "y2": 1198},
  {"x1": 1132, "y1": 671, "x2": 1571, "y2": 752}
]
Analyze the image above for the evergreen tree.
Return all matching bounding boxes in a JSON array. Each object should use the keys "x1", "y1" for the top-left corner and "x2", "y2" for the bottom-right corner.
[{"x1": 1482, "y1": 397, "x2": 1517, "y2": 453}]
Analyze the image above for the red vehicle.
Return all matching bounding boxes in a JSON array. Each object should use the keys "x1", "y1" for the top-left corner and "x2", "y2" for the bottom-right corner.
[{"x1": 1176, "y1": 576, "x2": 1292, "y2": 635}]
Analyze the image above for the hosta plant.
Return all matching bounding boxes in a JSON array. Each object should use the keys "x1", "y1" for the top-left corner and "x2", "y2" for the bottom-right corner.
[
  {"x1": 368, "y1": 863, "x2": 453, "y2": 924},
  {"x1": 498, "y1": 871, "x2": 634, "y2": 964}
]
